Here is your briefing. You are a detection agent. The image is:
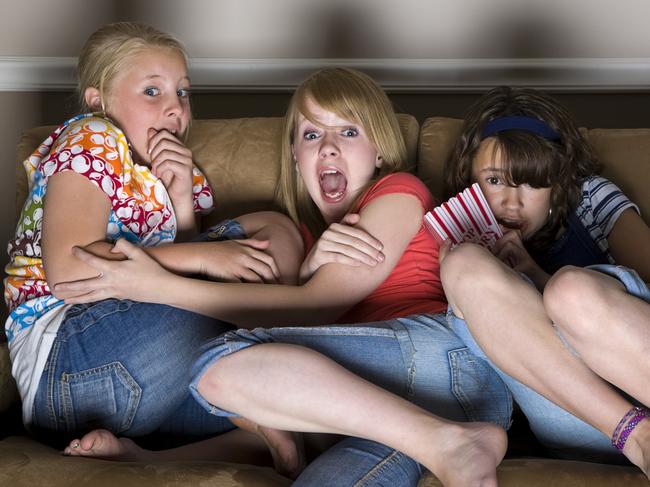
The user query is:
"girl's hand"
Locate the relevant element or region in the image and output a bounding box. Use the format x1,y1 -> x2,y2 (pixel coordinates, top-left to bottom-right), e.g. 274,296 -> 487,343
53,239 -> 172,304
199,239 -> 280,283
299,213 -> 385,284
148,128 -> 194,207
493,229 -> 550,289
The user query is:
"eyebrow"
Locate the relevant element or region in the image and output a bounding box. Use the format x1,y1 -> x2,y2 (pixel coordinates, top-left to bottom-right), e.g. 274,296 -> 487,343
479,167 -> 506,173
143,74 -> 191,84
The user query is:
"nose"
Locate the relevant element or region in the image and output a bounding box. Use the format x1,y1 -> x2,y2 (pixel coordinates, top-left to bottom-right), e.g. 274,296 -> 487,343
501,185 -> 524,210
165,93 -> 184,118
319,132 -> 339,159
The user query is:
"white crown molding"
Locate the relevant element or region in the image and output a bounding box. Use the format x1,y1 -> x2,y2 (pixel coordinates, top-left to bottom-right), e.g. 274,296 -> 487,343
1,56 -> 650,92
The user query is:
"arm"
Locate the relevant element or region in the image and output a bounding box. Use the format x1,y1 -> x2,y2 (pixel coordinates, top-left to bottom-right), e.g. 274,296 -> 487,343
607,208 -> 650,283
57,193 -> 424,327
43,171 -> 274,299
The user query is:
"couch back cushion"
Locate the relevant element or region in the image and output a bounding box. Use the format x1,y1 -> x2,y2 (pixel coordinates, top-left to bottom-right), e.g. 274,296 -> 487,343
418,117 -> 650,226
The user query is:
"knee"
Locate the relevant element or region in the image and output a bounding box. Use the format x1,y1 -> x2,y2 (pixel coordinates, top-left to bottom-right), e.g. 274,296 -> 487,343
544,266 -> 604,337
441,243 -> 507,292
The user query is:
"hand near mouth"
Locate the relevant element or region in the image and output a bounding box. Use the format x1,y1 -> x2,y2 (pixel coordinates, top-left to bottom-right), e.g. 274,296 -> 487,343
493,229 -> 549,290
147,128 -> 196,232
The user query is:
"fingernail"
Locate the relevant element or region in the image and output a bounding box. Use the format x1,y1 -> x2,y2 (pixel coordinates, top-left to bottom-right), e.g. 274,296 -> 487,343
378,253 -> 385,261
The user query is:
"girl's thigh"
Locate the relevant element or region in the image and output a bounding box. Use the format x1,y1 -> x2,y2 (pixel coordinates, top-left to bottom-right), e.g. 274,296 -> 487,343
33,299 -> 234,440
191,313 -> 512,428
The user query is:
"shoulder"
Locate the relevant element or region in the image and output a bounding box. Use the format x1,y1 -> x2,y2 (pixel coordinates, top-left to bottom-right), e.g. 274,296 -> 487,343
357,172 -> 434,211
52,114 -> 127,156
578,175 -> 639,234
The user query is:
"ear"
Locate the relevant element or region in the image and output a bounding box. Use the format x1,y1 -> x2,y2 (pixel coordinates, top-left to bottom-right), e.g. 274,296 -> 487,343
375,155 -> 383,169
84,87 -> 103,111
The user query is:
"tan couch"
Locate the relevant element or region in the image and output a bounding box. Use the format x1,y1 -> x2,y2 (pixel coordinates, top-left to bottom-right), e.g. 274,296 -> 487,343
2,114 -> 649,486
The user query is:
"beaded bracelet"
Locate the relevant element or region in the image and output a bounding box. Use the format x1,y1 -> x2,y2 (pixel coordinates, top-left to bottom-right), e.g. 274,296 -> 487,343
612,406 -> 650,451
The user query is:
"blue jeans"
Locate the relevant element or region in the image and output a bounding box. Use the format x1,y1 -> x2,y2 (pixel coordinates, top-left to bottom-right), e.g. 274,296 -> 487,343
32,299 -> 236,442
190,313 -> 513,486
32,220 -> 248,443
447,263 -> 650,464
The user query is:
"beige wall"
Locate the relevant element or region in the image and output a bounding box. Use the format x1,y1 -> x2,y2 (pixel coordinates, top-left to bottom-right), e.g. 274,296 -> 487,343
2,0 -> 650,58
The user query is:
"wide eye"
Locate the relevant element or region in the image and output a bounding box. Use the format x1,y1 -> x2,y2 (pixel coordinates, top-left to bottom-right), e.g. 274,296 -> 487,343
303,131 -> 319,141
486,176 -> 501,185
144,87 -> 160,97
177,88 -> 190,98
342,128 -> 358,137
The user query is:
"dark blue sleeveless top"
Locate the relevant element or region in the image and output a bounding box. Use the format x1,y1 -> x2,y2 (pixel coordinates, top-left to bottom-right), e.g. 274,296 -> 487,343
532,213 -> 609,275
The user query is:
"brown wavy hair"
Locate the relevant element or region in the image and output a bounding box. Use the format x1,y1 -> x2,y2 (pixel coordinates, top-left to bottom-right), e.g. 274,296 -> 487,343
275,67 -> 408,238
444,86 -> 600,252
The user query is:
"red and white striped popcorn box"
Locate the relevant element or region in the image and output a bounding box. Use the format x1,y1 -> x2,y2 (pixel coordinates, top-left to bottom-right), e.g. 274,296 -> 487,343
424,183 -> 503,250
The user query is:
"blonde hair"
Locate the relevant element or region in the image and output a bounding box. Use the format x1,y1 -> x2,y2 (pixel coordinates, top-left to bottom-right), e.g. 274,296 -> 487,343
275,67 -> 408,237
76,22 -> 188,113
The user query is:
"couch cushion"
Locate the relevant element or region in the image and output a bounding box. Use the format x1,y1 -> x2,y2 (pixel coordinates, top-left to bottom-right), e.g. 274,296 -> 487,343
15,114 -> 419,229
416,117 -> 464,201
588,128 -> 650,225
0,435 -> 291,487
0,435 -> 646,486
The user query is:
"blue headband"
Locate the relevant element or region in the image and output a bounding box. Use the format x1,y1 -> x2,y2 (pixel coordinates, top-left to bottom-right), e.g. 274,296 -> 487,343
481,116 -> 560,141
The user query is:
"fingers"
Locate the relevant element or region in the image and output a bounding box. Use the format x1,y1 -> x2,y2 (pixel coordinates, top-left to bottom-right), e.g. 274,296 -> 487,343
54,273 -> 104,297
327,222 -> 383,252
340,213 -> 361,225
70,246 -> 114,272
148,130 -> 191,162
112,238 -> 142,260
320,226 -> 384,264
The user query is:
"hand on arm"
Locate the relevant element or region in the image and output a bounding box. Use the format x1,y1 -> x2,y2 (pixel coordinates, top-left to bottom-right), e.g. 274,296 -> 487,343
42,171 -> 124,299
148,128 -> 197,239
298,213 -> 385,284
607,208 -> 650,282
235,211 -> 304,285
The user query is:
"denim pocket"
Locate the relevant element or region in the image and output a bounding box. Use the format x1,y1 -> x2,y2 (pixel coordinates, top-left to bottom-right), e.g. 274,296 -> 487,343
61,362 -> 141,434
448,347 -> 513,429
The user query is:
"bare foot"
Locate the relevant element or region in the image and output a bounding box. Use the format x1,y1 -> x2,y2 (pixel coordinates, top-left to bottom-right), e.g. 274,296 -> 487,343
425,421 -> 507,487
622,418 -> 650,479
231,417 -> 305,479
63,429 -> 152,462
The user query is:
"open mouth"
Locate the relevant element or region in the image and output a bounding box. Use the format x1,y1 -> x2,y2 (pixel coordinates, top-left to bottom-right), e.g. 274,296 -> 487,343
319,168 -> 348,202
497,218 -> 524,230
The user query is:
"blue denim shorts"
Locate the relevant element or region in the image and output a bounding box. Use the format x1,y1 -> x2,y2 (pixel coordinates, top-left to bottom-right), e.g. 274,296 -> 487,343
553,264 -> 650,353
587,264 -> 650,302
189,314 -> 514,429
194,219 -> 247,242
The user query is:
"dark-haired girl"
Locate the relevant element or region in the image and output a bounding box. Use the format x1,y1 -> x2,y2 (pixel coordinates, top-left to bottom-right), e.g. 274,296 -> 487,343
441,86 -> 650,477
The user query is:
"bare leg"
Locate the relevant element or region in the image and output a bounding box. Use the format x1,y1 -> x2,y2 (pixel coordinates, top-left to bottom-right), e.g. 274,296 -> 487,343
441,244 -> 649,476
545,266 -> 650,405
197,343 -> 508,487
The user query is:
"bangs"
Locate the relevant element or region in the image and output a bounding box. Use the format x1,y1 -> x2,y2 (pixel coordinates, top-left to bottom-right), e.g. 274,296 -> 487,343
296,89 -> 363,131
493,132 -> 562,188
